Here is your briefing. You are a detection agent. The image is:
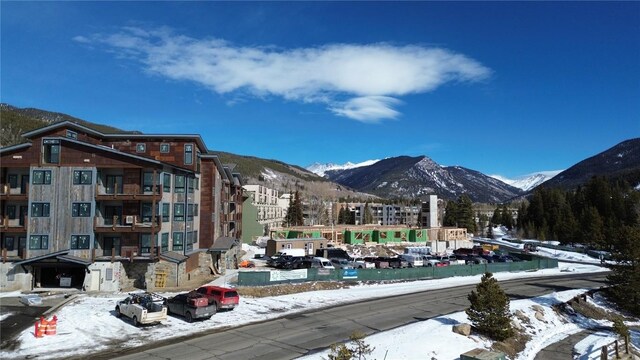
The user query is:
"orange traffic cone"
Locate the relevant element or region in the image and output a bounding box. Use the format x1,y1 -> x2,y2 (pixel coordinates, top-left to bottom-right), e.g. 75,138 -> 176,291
45,315 -> 57,336
37,317 -> 48,338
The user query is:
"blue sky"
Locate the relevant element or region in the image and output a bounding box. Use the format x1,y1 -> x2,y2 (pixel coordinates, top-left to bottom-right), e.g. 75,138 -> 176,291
2,2 -> 639,179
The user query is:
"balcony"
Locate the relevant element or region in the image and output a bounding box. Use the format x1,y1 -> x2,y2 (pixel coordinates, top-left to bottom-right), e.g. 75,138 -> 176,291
94,183 -> 160,201
1,215 -> 27,233
93,215 -> 160,233
0,184 -> 28,200
91,246 -> 161,262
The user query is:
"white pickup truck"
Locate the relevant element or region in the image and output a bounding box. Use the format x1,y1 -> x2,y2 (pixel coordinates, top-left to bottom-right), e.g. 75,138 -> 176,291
115,292 -> 168,326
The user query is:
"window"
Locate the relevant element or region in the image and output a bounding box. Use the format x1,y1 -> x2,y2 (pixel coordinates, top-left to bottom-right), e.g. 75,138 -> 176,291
187,204 -> 194,221
43,139 -> 60,164
186,231 -> 194,251
161,233 -> 169,252
160,143 -> 170,153
193,231 -> 198,244
184,144 -> 193,165
31,203 -> 50,217
32,170 -> 52,185
73,170 -> 92,185
140,234 -> 155,254
141,203 -> 153,222
174,175 -> 185,193
194,204 -> 199,214
8,174 -> 18,188
162,203 -> 170,222
3,236 -> 15,251
71,235 -> 90,249
136,143 -> 146,153
103,237 -> 120,257
173,232 -> 184,251
188,177 -> 195,193
72,203 -> 91,217
6,205 -> 16,219
174,203 -> 184,221
142,172 -> 156,192
29,235 -> 49,250
163,174 -> 171,193
66,130 -> 78,139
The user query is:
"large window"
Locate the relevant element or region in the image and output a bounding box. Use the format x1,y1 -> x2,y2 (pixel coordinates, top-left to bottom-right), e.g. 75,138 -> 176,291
6,205 -> 16,219
31,203 -> 50,217
174,203 -> 184,221
73,170 -> 92,185
184,144 -> 193,165
103,237 -> 120,257
186,231 -> 194,251
141,203 -> 153,222
43,139 -> 60,164
72,203 -> 91,217
32,170 -> 52,185
163,173 -> 171,193
188,177 -> 195,193
71,235 -> 90,249
29,235 -> 49,250
174,175 -> 185,193
172,232 -> 184,251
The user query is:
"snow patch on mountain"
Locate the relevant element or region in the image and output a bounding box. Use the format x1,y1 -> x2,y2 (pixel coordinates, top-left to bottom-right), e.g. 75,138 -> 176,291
491,170 -> 563,191
306,159 -> 380,176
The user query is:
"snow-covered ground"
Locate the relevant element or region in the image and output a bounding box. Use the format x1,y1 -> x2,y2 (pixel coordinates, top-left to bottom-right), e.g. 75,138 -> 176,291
0,260 -> 612,360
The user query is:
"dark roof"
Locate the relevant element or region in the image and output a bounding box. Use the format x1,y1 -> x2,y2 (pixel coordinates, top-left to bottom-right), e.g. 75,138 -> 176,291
0,142 -> 32,154
20,120 -> 209,153
159,251 -> 189,264
209,237 -> 238,252
13,250 -> 91,266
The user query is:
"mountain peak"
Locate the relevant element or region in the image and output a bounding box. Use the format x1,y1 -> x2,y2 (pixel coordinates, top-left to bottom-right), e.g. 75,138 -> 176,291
306,159 -> 381,176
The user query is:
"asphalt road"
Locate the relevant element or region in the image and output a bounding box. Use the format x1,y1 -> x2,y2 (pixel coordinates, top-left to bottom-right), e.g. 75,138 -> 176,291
84,272 -> 609,360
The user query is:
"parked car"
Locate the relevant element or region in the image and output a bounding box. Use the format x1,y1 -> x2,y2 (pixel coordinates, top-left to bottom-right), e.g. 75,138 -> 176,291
165,292 -> 217,322
466,256 -> 488,265
350,257 -> 375,269
313,257 -> 336,269
196,286 -> 240,311
115,292 -> 167,327
422,255 -> 441,267
398,254 -> 424,267
330,258 -> 354,269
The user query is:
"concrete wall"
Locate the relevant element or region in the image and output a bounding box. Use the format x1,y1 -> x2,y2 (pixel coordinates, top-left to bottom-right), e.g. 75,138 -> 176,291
0,262 -> 32,292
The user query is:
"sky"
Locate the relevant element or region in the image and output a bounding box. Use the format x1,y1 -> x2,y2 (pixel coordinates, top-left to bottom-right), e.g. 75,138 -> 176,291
2,2 -> 639,178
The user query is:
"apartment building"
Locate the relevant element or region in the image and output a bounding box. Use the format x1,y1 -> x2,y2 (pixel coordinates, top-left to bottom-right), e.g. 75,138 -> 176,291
0,121 -> 242,291
241,184 -> 285,243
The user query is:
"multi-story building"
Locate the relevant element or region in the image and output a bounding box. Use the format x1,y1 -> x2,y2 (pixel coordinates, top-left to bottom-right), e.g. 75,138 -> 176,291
241,184 -> 285,243
0,121 -> 243,291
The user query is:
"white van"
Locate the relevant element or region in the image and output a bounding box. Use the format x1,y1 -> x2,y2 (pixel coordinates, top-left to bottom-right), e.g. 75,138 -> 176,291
399,254 -> 424,267
313,257 -> 335,269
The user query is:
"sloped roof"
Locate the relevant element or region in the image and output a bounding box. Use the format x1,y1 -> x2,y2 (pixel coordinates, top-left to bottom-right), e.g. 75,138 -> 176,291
159,251 -> 189,264
209,237 -> 238,252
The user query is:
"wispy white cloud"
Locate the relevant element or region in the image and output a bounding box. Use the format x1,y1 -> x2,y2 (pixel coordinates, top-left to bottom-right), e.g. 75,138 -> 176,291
75,27 -> 491,122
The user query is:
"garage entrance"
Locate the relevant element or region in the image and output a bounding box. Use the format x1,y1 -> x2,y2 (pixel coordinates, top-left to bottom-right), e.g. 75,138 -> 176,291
14,250 -> 92,290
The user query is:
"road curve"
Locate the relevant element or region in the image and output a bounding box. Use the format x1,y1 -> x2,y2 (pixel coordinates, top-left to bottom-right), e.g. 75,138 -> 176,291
89,272 -> 608,360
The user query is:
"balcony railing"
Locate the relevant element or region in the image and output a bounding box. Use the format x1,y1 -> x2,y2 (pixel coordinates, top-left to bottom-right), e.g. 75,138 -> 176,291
0,184 -> 28,198
1,215 -> 28,232
94,215 -> 160,232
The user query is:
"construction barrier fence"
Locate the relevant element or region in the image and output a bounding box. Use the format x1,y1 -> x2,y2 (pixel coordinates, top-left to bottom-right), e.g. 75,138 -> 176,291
237,257 -> 559,286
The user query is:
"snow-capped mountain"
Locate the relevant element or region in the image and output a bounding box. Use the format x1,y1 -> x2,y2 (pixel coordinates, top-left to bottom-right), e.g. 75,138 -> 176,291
325,156 -> 524,203
490,171 -> 563,192
306,159 -> 380,177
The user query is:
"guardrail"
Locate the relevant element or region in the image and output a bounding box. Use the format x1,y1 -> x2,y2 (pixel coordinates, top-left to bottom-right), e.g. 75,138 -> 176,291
600,338 -> 630,359
237,257 -> 559,286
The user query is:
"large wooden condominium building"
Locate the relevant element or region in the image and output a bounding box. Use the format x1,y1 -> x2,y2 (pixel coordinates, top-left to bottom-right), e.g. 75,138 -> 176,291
0,121 -> 243,292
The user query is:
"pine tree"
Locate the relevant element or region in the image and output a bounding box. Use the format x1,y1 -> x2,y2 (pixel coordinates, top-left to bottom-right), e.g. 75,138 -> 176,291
607,225 -> 640,316
363,202 -> 374,225
443,201 -> 458,227
293,190 -> 304,226
466,272 -> 514,341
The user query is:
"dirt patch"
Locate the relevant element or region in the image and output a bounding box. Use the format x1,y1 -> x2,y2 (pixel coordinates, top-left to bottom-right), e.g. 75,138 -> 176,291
557,294 -> 618,322
237,281 -> 351,298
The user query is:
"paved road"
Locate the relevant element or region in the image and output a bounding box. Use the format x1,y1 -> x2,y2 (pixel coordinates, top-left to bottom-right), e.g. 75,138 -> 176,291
82,272 -> 609,360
